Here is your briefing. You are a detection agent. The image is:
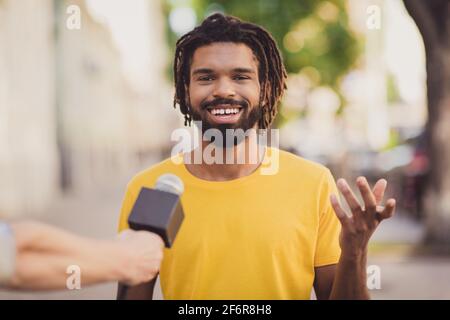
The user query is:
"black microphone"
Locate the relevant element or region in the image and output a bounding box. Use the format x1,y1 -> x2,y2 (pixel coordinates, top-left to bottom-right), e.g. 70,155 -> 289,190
127,173 -> 185,248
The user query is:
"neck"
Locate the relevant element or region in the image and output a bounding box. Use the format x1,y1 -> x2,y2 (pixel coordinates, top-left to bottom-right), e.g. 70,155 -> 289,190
184,133 -> 266,182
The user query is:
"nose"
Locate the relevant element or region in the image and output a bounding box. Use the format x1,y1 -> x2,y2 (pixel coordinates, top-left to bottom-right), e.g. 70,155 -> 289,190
212,78 -> 235,99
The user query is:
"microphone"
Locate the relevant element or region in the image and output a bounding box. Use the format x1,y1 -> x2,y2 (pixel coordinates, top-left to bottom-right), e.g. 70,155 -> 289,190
127,174 -> 185,248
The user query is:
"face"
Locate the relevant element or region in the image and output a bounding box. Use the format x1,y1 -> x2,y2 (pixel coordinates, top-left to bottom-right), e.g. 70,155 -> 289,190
188,42 -> 262,144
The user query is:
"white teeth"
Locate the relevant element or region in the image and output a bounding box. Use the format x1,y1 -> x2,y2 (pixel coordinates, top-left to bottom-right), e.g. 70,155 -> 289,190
210,108 -> 240,115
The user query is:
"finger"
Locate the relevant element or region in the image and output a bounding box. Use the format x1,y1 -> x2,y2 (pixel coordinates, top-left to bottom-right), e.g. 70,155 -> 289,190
356,176 -> 377,215
330,194 -> 352,229
372,179 -> 387,205
376,198 -> 396,221
337,178 -> 363,218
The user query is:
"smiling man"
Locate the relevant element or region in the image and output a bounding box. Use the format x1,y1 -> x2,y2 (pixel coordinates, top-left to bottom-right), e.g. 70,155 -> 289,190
117,13 -> 396,300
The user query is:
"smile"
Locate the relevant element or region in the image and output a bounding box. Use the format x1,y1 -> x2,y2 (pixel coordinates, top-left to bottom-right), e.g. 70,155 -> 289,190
206,105 -> 243,123
209,108 -> 241,115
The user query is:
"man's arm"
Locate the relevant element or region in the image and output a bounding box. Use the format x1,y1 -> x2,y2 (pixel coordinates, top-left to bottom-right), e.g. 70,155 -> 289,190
329,251 -> 369,299
314,258 -> 369,300
313,177 -> 395,300
314,257 -> 369,300
4,221 -> 163,290
313,264 -> 336,300
327,177 -> 396,300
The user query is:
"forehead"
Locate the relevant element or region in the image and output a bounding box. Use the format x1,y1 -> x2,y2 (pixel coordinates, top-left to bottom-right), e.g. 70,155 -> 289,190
190,42 -> 258,74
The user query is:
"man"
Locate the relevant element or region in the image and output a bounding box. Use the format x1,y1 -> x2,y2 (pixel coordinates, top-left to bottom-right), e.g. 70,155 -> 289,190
0,220 -> 163,290
118,13 -> 396,300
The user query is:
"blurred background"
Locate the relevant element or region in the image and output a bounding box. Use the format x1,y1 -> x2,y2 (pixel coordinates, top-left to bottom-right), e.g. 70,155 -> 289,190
0,0 -> 449,299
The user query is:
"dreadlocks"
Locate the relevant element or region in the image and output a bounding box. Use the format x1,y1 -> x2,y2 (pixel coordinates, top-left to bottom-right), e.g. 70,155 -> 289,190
173,13 -> 287,129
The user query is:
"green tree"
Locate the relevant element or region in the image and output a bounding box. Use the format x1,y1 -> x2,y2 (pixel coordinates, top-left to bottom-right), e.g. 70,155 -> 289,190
404,0 -> 450,245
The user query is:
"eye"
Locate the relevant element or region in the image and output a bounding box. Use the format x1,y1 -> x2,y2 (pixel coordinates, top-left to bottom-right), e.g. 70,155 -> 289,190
198,75 -> 214,81
233,75 -> 250,81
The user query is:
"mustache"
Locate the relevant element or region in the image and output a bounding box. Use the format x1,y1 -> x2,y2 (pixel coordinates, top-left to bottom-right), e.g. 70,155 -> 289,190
200,98 -> 249,110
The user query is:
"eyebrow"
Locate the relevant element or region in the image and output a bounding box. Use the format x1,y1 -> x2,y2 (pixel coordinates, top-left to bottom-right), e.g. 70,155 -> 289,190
191,67 -> 256,76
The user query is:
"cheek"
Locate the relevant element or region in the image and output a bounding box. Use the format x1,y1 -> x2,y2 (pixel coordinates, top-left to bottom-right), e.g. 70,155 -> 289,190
189,83 -> 210,106
239,82 -> 261,106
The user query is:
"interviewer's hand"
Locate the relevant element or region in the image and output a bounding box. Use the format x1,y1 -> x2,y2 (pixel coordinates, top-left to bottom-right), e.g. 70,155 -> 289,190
116,230 -> 164,286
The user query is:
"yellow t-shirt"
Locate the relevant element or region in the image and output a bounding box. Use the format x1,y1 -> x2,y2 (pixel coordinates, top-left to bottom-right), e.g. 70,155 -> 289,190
118,147 -> 341,299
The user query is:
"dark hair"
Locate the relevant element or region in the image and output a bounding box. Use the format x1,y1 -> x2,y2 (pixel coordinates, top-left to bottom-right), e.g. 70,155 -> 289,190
173,13 -> 287,128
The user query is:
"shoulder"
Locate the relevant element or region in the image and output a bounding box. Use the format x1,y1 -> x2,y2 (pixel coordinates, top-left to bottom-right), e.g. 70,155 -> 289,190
276,148 -> 331,181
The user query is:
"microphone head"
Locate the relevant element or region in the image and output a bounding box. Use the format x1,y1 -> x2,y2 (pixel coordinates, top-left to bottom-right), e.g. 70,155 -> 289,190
155,174 -> 184,196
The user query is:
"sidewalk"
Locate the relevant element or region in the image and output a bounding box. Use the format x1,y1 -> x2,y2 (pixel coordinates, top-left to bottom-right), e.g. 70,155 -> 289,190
369,213 -> 450,299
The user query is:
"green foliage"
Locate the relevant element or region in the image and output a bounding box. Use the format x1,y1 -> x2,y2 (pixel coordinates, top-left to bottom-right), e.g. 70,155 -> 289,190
165,0 -> 359,86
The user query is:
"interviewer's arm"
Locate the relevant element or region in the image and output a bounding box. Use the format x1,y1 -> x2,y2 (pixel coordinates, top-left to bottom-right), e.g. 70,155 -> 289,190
4,221 -> 163,290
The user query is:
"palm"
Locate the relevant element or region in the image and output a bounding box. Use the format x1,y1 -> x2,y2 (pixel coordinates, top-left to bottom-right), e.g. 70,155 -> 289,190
331,177 -> 396,255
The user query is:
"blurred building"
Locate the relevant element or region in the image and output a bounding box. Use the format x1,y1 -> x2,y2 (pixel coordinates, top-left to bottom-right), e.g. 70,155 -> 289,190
0,0 -> 177,217
0,0 -> 58,217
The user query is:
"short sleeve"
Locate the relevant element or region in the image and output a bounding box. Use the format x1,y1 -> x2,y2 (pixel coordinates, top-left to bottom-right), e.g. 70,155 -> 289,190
314,169 -> 342,267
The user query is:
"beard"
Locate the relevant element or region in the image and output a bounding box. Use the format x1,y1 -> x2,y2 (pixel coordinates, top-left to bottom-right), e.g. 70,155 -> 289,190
190,98 -> 262,148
